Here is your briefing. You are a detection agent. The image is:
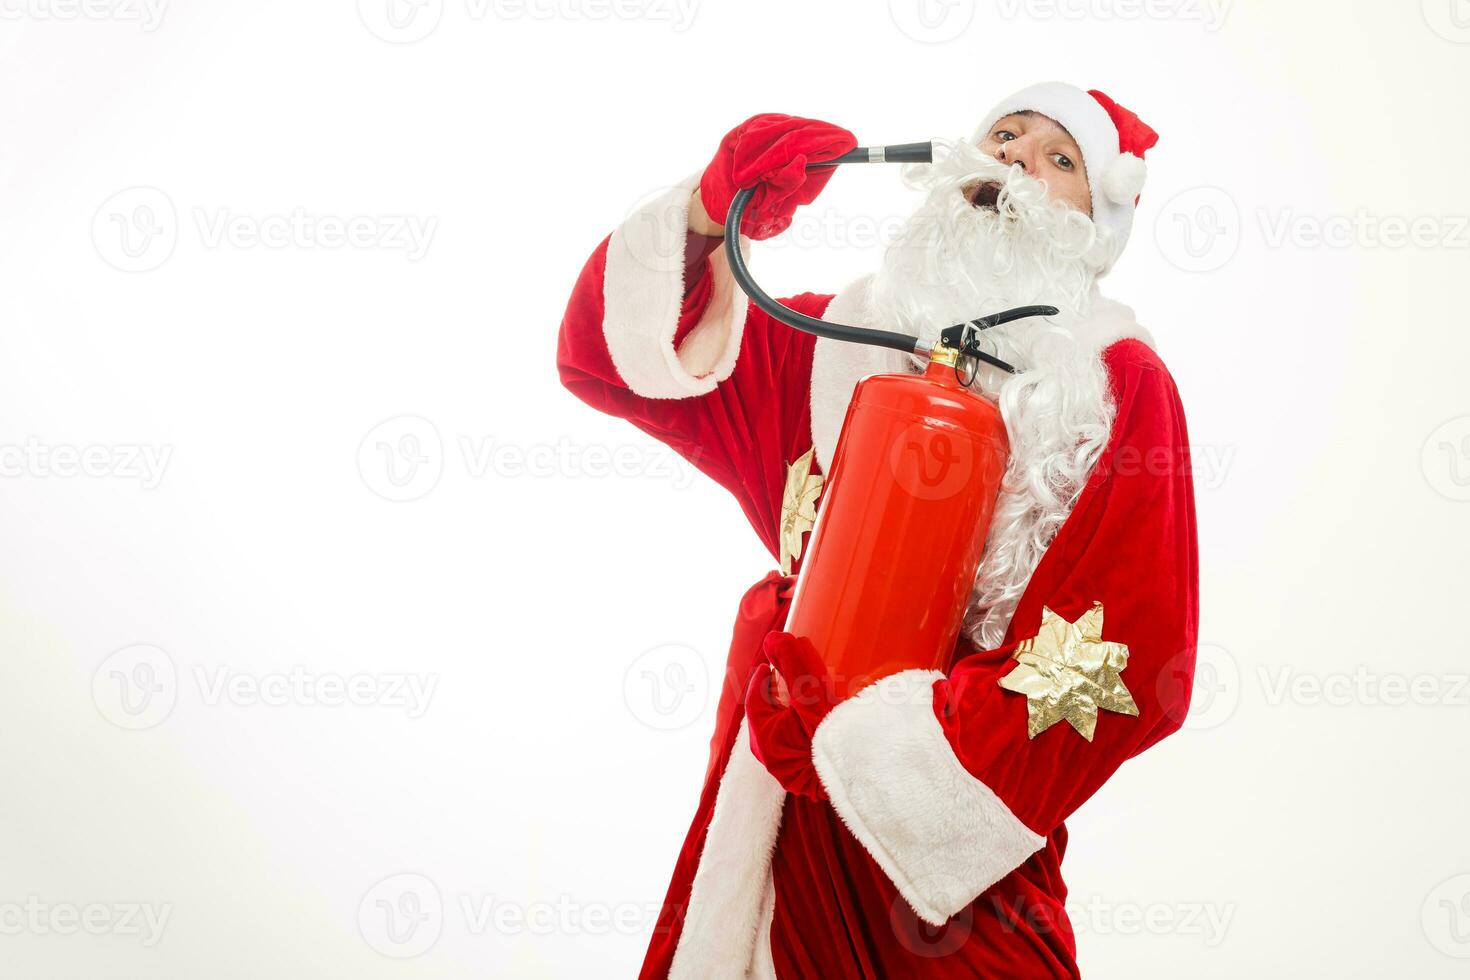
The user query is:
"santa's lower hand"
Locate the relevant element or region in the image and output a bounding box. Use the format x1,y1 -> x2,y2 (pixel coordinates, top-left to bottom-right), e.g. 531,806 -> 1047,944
699,114 -> 857,241
744,631 -> 840,800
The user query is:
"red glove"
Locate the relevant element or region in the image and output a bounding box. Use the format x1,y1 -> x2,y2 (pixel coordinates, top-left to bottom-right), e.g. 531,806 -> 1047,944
744,630 -> 840,800
700,113 -> 857,241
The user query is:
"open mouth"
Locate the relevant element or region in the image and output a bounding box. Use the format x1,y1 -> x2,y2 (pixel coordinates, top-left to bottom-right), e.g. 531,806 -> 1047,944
965,180 -> 1002,212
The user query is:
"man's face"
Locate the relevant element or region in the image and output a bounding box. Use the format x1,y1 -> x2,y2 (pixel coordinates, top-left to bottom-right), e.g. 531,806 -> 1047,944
973,111 -> 1091,216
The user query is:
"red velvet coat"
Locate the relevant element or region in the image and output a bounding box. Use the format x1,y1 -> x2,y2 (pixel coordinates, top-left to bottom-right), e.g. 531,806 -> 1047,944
557,177 -> 1198,979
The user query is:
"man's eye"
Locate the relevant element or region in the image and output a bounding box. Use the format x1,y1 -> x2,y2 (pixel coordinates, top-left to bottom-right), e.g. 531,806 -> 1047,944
995,130 -> 1016,142
1052,153 -> 1074,170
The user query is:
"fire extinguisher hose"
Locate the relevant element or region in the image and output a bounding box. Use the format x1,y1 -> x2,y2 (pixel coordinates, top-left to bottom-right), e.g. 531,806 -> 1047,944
722,141 -> 1058,371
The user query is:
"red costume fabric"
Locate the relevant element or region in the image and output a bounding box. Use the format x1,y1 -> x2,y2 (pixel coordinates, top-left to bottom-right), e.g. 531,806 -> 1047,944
557,172 -> 1197,978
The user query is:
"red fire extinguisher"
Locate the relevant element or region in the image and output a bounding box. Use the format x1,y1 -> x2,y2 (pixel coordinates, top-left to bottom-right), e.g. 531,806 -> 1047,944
724,143 -> 1057,698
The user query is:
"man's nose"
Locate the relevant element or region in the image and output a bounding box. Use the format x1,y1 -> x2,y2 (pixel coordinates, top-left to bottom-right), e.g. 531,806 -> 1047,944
994,136 -> 1036,175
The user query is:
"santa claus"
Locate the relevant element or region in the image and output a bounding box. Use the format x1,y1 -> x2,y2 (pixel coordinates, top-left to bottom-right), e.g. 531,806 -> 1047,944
558,81 -> 1198,978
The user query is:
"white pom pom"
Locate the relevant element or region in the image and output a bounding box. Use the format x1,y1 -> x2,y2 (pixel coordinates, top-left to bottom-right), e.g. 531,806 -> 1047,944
1100,154 -> 1147,205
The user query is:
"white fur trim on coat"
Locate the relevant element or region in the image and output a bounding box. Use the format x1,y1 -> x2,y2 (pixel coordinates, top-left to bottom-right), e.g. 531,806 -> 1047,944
808,278 -> 1155,475
810,669 -> 1047,926
668,719 -> 786,980
602,172 -> 751,399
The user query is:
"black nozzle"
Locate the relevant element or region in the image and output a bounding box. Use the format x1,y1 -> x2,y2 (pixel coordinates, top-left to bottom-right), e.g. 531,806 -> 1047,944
811,141 -> 934,168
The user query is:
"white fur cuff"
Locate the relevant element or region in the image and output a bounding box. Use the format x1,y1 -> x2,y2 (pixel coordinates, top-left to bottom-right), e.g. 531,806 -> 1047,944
811,670 -> 1046,926
601,173 -> 750,399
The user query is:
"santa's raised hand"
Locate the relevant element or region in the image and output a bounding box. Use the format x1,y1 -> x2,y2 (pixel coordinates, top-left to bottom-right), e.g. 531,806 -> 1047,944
696,113 -> 856,241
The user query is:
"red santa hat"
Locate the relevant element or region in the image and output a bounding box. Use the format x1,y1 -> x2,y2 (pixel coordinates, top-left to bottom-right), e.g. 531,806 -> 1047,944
971,82 -> 1158,272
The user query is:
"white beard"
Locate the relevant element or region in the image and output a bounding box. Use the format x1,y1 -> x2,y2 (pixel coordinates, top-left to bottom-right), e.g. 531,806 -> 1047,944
867,140 -> 1118,651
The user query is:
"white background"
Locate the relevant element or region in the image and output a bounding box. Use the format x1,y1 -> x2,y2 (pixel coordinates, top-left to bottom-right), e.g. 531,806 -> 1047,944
2,1 -> 1469,977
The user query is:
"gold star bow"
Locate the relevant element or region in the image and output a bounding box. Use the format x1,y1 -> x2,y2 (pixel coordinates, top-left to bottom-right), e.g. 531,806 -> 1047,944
998,602 -> 1139,741
778,447 -> 823,575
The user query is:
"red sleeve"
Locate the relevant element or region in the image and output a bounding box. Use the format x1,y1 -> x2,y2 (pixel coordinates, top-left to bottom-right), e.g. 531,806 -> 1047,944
810,339 -> 1199,925
555,178 -> 830,559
